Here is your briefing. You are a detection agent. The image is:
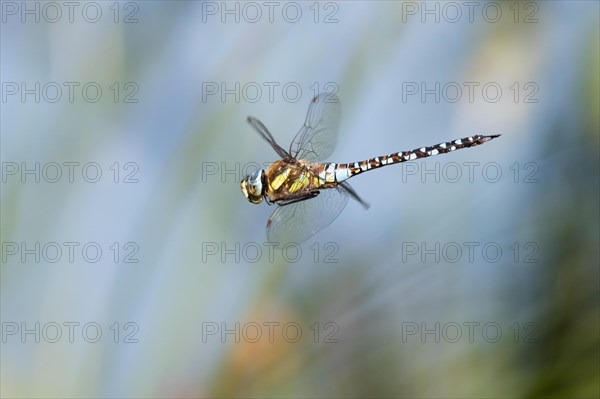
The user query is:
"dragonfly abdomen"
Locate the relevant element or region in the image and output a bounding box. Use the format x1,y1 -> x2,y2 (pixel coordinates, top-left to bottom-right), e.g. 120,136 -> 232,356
322,134 -> 500,184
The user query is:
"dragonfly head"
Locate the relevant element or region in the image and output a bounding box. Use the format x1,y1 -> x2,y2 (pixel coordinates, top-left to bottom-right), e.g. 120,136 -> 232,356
241,169 -> 266,204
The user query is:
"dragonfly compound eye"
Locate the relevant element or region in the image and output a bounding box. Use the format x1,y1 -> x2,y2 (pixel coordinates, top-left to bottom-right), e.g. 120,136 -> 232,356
240,169 -> 264,204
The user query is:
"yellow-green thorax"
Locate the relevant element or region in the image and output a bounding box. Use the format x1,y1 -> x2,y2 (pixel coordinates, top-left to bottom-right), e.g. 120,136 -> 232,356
265,160 -> 322,202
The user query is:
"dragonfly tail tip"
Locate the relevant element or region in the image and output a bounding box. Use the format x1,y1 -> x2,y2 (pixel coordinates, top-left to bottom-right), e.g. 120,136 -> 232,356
480,134 -> 501,143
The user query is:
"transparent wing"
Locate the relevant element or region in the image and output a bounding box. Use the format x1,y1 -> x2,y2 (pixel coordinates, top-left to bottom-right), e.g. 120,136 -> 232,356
289,92 -> 341,162
247,116 -> 292,160
266,187 -> 348,244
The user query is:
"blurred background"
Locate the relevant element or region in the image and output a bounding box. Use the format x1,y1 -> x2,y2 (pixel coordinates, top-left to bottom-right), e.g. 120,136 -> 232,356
1,1 -> 598,398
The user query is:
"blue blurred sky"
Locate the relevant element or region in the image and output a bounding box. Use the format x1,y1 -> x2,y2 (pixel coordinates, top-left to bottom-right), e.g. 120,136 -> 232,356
1,1 -> 598,397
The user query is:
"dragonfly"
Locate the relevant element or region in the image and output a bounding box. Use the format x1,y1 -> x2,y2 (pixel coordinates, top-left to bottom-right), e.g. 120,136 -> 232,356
241,93 -> 500,243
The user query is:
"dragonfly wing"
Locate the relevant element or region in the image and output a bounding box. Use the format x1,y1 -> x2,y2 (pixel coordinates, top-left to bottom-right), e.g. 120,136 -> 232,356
289,92 -> 341,162
247,116 -> 292,160
266,186 -> 349,244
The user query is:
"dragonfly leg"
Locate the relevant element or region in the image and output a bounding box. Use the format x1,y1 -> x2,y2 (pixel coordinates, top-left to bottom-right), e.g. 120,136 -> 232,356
339,182 -> 370,209
275,191 -> 320,206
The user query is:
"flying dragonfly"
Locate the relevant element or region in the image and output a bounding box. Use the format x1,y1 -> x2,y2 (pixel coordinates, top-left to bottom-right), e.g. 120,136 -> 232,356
241,93 -> 500,243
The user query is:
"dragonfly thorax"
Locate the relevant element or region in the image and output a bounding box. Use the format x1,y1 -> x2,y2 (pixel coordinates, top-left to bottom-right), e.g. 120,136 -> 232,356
240,169 -> 266,204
